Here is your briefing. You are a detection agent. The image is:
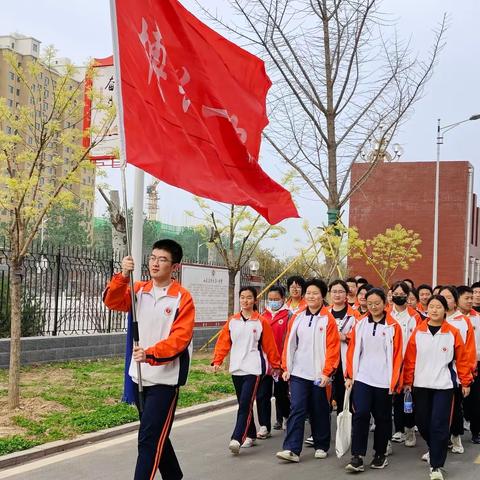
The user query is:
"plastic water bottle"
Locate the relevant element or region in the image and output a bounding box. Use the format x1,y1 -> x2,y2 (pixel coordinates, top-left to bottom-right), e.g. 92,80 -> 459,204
313,378 -> 322,387
404,390 -> 413,414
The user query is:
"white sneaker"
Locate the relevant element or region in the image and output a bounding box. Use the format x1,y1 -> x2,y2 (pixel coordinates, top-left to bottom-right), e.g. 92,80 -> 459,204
304,436 -> 314,446
276,450 -> 300,463
385,440 -> 393,456
464,420 -> 470,431
241,437 -> 256,448
256,426 -> 271,439
282,418 -> 288,430
314,449 -> 328,459
429,467 -> 444,480
405,427 -> 416,447
370,422 -> 376,432
229,439 -> 241,454
421,451 -> 430,463
392,431 -> 406,443
451,435 -> 464,454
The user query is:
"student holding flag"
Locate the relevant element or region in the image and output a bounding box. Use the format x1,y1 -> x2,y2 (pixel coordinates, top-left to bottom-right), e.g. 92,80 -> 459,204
104,239 -> 195,480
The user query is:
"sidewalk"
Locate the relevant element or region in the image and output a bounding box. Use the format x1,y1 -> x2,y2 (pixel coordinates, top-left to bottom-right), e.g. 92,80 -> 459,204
0,396 -> 237,469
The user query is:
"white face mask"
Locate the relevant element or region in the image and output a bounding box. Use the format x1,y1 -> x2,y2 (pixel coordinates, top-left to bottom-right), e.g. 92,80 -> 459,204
268,300 -> 283,311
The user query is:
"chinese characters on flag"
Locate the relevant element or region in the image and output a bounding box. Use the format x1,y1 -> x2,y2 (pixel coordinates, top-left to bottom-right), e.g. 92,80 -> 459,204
113,0 -> 298,224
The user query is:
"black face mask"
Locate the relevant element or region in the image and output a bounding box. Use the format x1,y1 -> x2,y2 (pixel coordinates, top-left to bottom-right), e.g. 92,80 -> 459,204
392,296 -> 407,306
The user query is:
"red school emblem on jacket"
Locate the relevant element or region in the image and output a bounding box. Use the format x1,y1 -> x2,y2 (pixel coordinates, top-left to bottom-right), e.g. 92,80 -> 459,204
165,307 -> 172,316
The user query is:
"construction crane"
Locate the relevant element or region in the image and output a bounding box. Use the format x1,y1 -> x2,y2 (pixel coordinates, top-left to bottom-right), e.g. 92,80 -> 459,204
146,179 -> 160,221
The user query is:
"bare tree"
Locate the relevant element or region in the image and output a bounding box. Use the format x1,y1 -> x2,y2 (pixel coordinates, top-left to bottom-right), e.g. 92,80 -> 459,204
188,198 -> 285,314
199,0 -> 446,225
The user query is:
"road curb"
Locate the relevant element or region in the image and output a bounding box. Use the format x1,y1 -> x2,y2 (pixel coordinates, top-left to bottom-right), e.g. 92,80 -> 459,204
0,396 -> 237,469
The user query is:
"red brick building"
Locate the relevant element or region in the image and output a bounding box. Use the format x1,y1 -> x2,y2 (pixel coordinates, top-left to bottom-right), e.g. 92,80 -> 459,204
348,161 -> 480,286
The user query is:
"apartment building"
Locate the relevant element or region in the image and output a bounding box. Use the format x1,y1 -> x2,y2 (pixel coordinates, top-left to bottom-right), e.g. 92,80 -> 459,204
0,33 -> 95,239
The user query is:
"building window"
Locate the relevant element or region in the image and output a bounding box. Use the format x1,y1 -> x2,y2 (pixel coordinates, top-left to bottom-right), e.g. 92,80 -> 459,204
27,137 -> 33,145
32,84 -> 36,92
44,77 -> 49,86
16,89 -> 20,96
43,102 -> 48,111
30,97 -> 34,105
33,43 -> 38,52
6,126 -> 12,134
7,99 -> 13,107
9,72 -> 14,81
44,90 -> 49,99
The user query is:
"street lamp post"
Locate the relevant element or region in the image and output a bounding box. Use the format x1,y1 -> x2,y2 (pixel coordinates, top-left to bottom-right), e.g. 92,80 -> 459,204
432,114 -> 480,286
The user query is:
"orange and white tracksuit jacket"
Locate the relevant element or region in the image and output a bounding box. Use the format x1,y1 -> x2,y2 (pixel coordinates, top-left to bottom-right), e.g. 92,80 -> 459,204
403,320 -> 473,389
212,311 -> 281,376
282,306 -> 340,380
327,304 -> 359,369
389,305 -> 422,354
285,297 -> 307,315
468,309 -> 480,363
345,312 -> 403,394
446,310 -> 477,374
103,273 -> 195,386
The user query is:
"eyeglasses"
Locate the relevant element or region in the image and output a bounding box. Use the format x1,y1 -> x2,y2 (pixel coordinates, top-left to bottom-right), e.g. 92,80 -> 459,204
148,255 -> 172,264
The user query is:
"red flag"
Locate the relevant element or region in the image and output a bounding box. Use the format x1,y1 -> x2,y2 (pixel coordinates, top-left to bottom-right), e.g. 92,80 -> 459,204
113,0 -> 298,224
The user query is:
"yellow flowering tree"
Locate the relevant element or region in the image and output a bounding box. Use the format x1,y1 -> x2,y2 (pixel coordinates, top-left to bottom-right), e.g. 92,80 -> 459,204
0,47 -> 115,408
351,224 -> 422,289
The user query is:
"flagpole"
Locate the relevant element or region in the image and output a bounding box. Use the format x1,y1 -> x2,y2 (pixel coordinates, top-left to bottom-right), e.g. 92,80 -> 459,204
109,0 -> 144,412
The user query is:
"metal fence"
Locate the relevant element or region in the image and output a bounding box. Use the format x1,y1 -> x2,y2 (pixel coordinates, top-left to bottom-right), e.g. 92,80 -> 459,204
0,239 -> 267,338
0,242 -> 129,337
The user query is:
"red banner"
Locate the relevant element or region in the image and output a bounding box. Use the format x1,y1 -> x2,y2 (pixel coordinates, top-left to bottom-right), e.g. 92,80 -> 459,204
113,0 -> 298,224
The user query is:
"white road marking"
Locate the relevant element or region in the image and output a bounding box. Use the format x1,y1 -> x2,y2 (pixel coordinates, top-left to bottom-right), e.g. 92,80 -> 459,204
0,406 -> 237,478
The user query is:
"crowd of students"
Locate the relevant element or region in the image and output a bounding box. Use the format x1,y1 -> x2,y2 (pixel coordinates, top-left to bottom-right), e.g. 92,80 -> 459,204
212,275 -> 480,480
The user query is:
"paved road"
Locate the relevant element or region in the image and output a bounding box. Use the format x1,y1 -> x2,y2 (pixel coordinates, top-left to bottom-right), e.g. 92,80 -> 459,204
1,405 -> 479,479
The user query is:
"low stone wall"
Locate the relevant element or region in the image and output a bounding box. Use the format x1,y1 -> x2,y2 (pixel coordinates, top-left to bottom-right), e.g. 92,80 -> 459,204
0,327 -> 219,368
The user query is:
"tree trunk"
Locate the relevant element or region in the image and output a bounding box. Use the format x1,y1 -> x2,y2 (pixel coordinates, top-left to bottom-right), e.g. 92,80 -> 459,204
8,256 -> 23,409
228,269 -> 237,316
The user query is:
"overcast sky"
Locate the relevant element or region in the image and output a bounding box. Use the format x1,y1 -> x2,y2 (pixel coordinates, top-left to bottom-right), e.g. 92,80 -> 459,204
1,0 -> 479,256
